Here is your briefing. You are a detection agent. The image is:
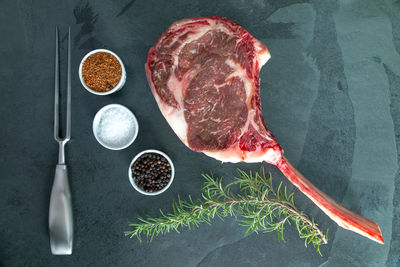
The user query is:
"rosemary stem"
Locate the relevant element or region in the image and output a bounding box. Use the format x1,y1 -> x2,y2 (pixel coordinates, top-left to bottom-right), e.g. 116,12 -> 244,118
131,198 -> 327,244
126,168 -> 328,254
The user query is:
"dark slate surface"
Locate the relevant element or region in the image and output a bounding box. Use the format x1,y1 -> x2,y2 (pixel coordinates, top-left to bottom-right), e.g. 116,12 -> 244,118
0,0 -> 399,266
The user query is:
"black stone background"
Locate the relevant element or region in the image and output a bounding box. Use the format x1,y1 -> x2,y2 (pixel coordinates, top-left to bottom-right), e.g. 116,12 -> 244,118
1,0 -> 399,266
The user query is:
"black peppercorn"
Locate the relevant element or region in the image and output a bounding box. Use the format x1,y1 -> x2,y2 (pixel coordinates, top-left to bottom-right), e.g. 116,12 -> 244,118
132,152 -> 172,193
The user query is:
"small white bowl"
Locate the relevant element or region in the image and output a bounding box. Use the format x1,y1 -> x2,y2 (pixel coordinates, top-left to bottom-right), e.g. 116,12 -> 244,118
128,149 -> 175,196
92,104 -> 138,150
79,49 -> 127,95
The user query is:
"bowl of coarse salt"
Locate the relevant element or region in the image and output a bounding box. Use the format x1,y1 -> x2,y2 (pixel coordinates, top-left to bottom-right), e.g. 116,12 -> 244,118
92,104 -> 139,150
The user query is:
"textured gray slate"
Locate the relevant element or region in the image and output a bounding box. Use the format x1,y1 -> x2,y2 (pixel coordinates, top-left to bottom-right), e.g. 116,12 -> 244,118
0,0 -> 399,266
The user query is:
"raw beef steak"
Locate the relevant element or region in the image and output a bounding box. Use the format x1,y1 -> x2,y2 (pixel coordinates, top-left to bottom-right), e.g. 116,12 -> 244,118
145,16 -> 383,244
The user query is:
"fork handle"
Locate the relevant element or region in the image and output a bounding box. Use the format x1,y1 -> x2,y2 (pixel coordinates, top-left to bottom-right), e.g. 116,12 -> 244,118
49,164 -> 73,255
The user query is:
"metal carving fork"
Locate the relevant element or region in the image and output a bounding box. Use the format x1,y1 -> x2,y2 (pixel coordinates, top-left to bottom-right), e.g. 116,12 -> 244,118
49,26 -> 73,255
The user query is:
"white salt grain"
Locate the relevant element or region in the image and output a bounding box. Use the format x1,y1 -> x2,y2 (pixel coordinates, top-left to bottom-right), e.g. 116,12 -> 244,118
96,106 -> 136,148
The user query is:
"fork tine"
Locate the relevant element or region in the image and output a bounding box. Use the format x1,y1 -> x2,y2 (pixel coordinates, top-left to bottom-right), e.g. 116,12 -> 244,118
54,26 -> 60,141
65,26 -> 71,140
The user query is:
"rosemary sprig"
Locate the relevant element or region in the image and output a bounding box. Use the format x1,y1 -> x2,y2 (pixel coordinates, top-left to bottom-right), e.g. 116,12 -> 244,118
125,167 -> 328,254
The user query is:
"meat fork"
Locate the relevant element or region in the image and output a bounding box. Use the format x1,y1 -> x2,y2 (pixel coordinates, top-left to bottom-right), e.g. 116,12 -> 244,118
49,26 -> 73,255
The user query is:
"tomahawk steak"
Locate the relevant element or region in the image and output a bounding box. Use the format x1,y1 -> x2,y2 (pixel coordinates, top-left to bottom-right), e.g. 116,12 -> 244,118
145,16 -> 383,244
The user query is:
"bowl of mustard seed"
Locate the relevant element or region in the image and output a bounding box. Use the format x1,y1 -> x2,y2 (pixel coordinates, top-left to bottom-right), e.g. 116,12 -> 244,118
129,150 -> 175,196
79,49 -> 126,95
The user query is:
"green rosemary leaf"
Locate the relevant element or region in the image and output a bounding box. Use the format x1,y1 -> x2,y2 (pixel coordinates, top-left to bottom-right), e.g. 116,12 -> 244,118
126,167 -> 328,254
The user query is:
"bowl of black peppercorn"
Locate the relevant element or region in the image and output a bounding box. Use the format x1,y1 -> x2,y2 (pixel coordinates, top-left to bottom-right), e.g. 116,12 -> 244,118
129,149 -> 175,195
